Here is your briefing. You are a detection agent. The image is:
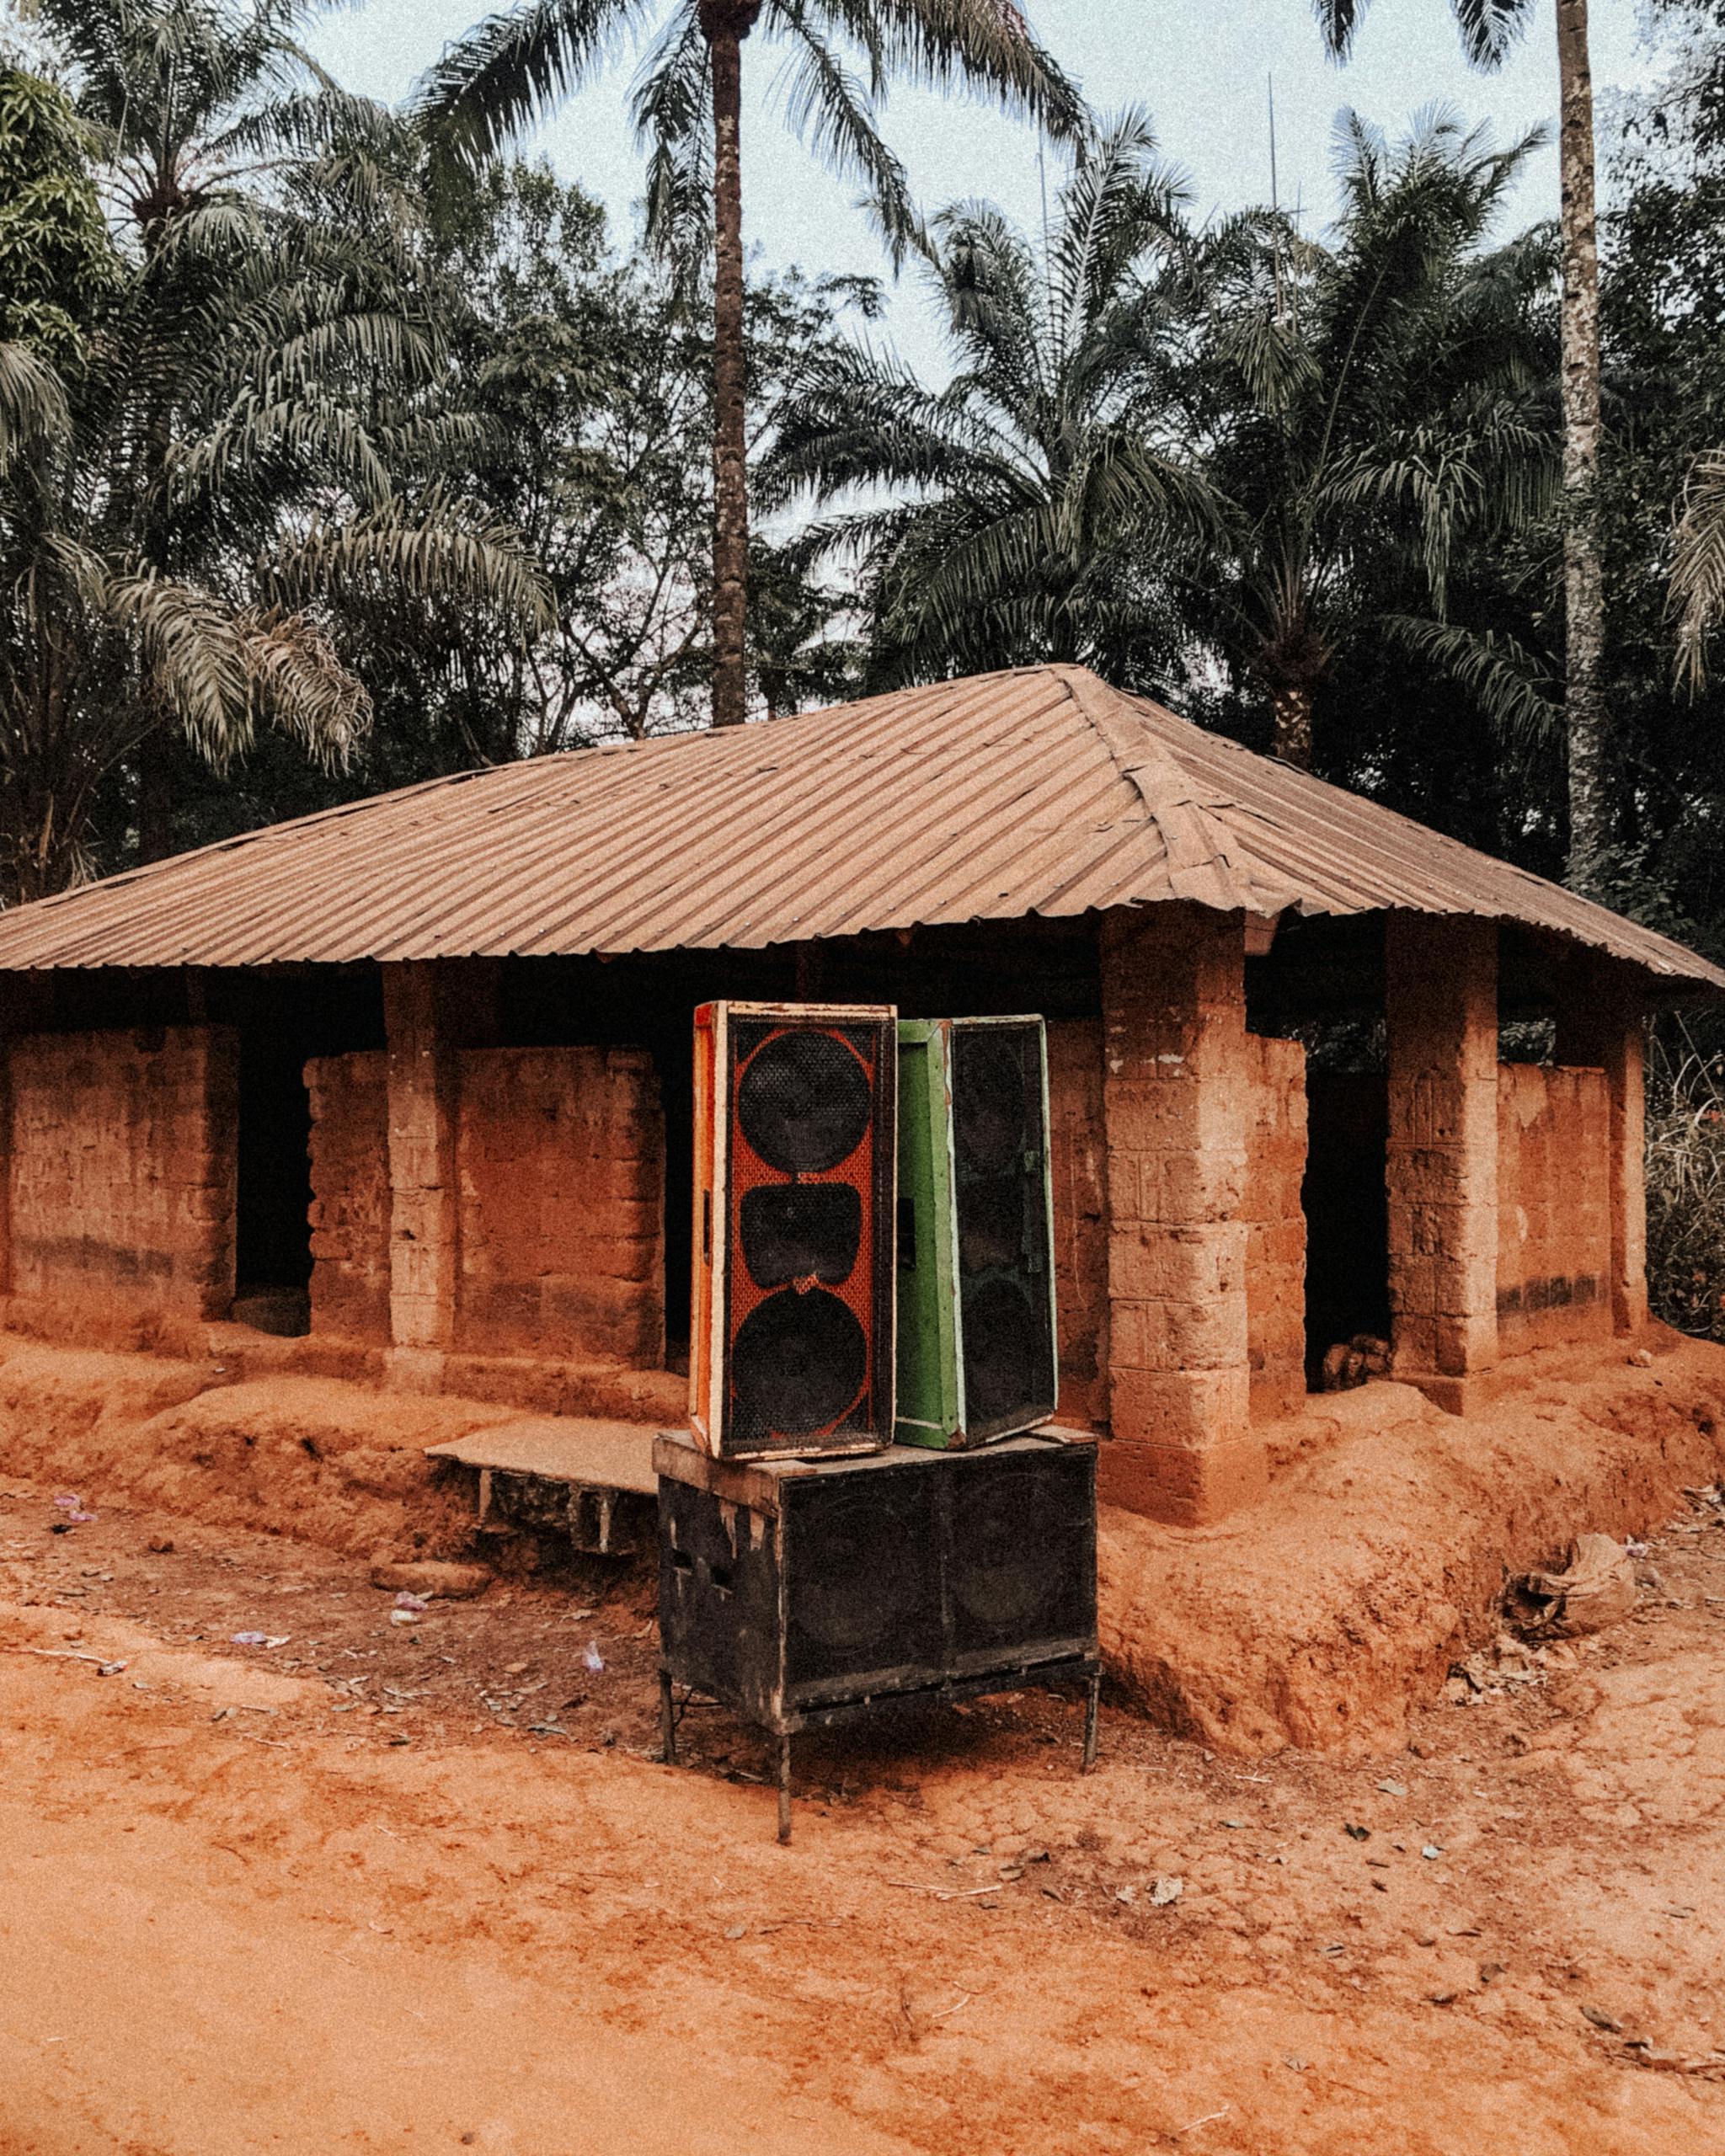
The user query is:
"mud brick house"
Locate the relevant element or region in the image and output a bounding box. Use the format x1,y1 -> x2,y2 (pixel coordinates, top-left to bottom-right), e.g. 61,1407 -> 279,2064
0,664 -> 1716,1529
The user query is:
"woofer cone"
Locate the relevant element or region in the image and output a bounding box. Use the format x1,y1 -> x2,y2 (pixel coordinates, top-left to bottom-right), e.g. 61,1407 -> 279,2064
961,1273 -> 1039,1422
731,1286 -> 868,1436
737,1030 -> 871,1174
953,1035 -> 1026,1176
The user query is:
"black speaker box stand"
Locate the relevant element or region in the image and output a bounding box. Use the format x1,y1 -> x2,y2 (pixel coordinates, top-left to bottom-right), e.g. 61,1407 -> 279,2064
654,1428 -> 1100,1840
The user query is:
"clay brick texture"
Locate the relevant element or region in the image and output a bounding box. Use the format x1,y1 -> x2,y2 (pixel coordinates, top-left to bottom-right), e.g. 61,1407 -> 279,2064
1386,916 -> 1498,1382
306,1051 -> 390,1341
1046,1019 -> 1109,1430
1497,1063 -> 1612,1353
9,1027 -> 237,1320
1244,1034 -> 1309,1419
453,1046 -> 665,1366
1098,906 -> 1265,1524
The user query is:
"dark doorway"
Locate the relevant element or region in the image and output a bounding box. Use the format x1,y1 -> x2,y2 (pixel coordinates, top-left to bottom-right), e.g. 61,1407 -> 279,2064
234,1027 -> 314,1333
1302,1070 -> 1391,1381
659,1027 -> 694,1374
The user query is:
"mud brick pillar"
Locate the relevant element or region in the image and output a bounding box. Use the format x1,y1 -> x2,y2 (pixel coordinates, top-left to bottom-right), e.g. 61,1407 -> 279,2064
1385,915 -> 1498,1412
1554,952 -> 1648,1336
1097,905 -> 1263,1527
382,960 -> 499,1390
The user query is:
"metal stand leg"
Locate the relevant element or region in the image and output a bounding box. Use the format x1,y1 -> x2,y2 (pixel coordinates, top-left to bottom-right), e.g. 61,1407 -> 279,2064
777,1733 -> 793,1844
660,1668 -> 677,1765
1082,1670 -> 1100,1774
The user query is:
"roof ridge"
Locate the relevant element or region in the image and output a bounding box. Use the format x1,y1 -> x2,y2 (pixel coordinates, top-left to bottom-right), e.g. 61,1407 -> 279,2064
1049,666 -> 1300,915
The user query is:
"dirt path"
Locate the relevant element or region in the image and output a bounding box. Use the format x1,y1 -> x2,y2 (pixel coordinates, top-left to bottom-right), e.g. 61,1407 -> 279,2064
3,1478 -> 1724,2155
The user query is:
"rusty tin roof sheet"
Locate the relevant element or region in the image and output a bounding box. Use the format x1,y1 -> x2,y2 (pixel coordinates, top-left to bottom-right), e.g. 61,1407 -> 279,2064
0,664 -> 1717,988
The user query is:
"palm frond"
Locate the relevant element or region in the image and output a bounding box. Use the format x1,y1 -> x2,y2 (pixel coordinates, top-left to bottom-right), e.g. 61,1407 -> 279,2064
1382,612 -> 1557,744
411,0 -> 653,167
0,340 -> 71,470
1672,447 -> 1725,690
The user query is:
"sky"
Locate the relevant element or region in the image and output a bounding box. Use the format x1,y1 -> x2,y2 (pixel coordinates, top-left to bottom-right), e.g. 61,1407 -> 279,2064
311,0 -> 1662,373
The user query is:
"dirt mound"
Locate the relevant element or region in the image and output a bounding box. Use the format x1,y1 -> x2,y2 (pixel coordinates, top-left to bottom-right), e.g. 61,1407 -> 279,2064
0,1335 -> 526,1558
1102,1332 -> 1725,1754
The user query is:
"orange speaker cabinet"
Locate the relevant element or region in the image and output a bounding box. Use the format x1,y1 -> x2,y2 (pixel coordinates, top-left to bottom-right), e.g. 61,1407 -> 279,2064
691,1001 -> 896,1458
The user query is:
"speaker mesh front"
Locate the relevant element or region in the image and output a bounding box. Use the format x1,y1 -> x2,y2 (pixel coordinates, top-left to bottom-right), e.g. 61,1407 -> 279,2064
738,1028 -> 871,1174
740,1182 -> 861,1288
951,1022 -> 1055,1441
959,1275 -> 1039,1422
785,1470 -> 942,1689
730,1286 -> 868,1440
719,1013 -> 893,1453
949,1450 -> 1094,1657
953,1036 -> 1027,1177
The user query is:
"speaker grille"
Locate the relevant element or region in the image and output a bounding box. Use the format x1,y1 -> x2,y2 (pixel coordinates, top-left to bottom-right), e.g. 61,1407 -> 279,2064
948,1449 -> 1094,1659
738,1027 -> 872,1173
740,1182 -> 861,1288
717,1011 -> 895,1454
730,1287 -> 868,1441
785,1470 -> 942,1688
952,1022 -> 1056,1442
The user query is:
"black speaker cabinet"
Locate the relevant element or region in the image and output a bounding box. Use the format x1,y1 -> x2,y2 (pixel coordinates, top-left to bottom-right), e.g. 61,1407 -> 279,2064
691,1001 -> 897,1460
655,1428 -> 1099,1837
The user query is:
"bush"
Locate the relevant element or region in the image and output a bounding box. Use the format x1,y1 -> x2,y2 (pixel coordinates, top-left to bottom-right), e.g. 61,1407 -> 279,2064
1645,1033 -> 1725,1341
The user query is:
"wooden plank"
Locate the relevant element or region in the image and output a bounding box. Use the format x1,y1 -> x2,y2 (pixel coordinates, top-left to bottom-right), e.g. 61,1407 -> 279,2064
427,1417 -> 658,1497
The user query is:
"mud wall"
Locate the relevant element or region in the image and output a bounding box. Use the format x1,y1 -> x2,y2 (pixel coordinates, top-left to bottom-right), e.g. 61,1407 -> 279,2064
9,1027 -> 238,1322
1244,1034 -> 1308,1421
454,1045 -> 665,1366
1047,1019 -> 1109,1430
306,1051 -> 390,1341
1497,1062 -> 1613,1353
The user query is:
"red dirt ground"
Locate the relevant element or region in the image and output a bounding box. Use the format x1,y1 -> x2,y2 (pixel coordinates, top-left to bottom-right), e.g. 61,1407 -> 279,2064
5,1450 -> 1725,2154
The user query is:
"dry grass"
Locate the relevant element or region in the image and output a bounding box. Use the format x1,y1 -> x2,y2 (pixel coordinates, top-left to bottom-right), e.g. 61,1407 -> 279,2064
1646,1031 -> 1725,1342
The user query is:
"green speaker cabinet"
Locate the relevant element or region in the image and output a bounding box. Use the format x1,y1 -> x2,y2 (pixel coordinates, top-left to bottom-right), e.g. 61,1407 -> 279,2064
895,1016 -> 1059,1448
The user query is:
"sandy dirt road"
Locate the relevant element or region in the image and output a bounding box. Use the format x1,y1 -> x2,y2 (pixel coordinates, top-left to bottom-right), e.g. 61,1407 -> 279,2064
3,1477 -> 1724,2156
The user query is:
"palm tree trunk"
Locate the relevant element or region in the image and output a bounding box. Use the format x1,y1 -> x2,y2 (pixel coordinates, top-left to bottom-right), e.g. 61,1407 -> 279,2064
702,1 -> 761,730
1271,682 -> 1314,769
1557,0 -> 1608,896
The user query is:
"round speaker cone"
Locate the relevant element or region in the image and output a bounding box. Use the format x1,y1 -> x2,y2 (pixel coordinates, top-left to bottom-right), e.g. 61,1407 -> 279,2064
952,1468 -> 1061,1632
961,1274 -> 1039,1422
794,1490 -> 914,1652
731,1286 -> 867,1436
737,1030 -> 871,1174
953,1037 -> 1026,1176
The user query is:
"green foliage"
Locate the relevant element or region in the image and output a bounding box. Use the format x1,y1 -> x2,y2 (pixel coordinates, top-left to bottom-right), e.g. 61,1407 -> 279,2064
412,0 -> 1086,269
0,69 -> 120,367
0,5 -> 550,895
767,111 -> 1207,688
1646,1031 -> 1725,1342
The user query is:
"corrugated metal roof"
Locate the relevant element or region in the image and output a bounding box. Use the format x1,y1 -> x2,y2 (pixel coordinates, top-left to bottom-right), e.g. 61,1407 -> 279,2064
0,664 -> 1717,989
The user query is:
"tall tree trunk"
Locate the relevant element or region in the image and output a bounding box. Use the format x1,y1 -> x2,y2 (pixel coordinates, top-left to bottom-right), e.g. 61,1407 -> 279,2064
1557,0 -> 1608,896
702,2 -> 760,730
1270,681 -> 1314,769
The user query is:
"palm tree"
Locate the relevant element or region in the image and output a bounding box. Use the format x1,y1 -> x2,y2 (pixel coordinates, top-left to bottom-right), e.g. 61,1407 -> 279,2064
0,3 -> 548,896
766,112 -> 1210,686
414,0 -> 1085,727
1173,109 -> 1556,769
1311,0 -> 1607,889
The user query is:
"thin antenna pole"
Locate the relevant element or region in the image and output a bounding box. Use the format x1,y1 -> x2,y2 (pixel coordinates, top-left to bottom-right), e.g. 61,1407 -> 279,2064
1268,73 -> 1284,324
1037,125 -> 1055,357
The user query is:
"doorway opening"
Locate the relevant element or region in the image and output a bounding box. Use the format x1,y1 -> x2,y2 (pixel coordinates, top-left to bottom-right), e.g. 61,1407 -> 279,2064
1302,1068 -> 1391,1384
234,1028 -> 313,1335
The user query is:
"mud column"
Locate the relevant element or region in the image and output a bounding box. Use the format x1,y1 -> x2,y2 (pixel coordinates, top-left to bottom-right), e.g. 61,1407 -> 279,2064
382,962 -> 499,1390
1098,905 -> 1263,1526
1555,953 -> 1648,1337
1385,915 -> 1499,1412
